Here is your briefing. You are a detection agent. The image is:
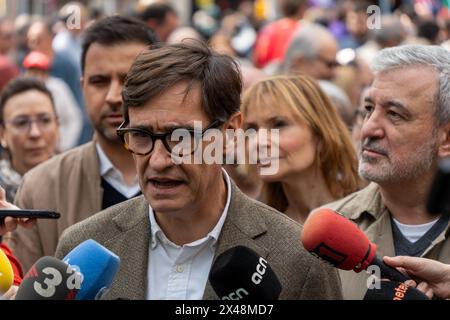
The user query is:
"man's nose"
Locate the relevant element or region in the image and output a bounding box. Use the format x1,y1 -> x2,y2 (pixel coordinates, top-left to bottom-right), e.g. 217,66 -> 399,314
148,140 -> 174,171
360,109 -> 385,142
328,66 -> 337,80
105,80 -> 122,107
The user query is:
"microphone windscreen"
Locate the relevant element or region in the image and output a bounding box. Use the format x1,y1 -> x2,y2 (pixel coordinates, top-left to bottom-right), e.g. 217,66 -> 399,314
364,281 -> 429,300
0,249 -> 14,294
15,256 -> 81,300
301,208 -> 376,272
209,246 -> 282,300
427,158 -> 450,215
63,239 -> 120,300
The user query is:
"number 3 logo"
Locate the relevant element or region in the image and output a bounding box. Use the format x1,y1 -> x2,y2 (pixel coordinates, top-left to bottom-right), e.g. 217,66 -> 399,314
33,267 -> 63,298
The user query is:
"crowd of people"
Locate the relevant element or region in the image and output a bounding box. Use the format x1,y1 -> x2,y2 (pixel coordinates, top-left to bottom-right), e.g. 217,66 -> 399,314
1,0 -> 450,300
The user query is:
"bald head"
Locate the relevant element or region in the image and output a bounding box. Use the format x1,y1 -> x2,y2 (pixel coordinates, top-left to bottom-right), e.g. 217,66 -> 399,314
283,23 -> 338,80
27,20 -> 53,54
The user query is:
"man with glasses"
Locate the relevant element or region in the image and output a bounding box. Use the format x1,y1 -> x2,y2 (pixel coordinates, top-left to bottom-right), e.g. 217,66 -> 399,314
282,23 -> 339,81
5,16 -> 157,271
54,41 -> 342,300
116,120 -> 223,159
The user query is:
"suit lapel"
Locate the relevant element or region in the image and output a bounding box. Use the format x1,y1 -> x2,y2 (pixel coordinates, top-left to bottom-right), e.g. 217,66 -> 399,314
103,196 -> 150,300
97,183 -> 269,300
81,141 -> 103,215
203,182 -> 269,300
366,208 -> 396,258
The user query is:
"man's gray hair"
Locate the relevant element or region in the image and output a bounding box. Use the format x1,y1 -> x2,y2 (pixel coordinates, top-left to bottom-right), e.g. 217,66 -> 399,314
282,23 -> 334,73
318,80 -> 353,127
372,45 -> 450,125
373,15 -> 406,46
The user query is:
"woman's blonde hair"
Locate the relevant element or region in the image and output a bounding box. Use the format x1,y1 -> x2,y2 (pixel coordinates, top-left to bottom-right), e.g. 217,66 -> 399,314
241,74 -> 360,212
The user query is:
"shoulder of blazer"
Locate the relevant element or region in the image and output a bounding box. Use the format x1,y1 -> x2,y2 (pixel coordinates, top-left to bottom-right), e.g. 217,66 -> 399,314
226,181 -> 302,239
21,141 -> 100,184
59,195 -> 149,241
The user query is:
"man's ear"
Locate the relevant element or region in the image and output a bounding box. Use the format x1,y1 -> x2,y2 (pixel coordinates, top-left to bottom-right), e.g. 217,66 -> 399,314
224,112 -> 243,131
0,126 -> 7,149
291,54 -> 307,71
146,20 -> 158,30
222,112 -> 243,157
438,122 -> 450,158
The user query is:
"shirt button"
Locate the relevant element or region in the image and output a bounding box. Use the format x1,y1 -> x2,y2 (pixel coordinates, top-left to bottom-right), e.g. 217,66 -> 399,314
176,265 -> 184,273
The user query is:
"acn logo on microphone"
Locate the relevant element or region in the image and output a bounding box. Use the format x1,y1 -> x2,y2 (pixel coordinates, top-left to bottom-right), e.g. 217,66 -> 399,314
221,288 -> 249,300
252,257 -> 268,285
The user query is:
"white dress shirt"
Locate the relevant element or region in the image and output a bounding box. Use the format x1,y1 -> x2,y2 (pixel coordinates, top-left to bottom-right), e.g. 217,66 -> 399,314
96,144 -> 140,198
146,169 -> 232,300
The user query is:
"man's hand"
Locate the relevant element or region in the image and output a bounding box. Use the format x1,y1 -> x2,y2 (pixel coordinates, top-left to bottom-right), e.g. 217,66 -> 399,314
0,186 -> 35,236
1,285 -> 18,300
384,256 -> 450,299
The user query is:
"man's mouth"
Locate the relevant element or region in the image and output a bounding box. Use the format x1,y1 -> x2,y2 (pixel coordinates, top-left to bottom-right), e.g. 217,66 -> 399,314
148,178 -> 184,189
362,146 -> 387,157
105,114 -> 124,124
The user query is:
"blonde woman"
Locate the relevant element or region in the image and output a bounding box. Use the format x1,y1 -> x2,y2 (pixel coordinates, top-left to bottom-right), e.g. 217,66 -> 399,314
242,74 -> 361,223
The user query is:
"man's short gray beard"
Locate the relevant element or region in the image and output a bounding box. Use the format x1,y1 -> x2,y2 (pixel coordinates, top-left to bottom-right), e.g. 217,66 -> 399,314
358,137 -> 438,184
96,127 -> 122,145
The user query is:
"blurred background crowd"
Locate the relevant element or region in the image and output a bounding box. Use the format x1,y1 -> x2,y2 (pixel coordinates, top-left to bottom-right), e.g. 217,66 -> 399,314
1,0 -> 450,205
1,0 -> 450,150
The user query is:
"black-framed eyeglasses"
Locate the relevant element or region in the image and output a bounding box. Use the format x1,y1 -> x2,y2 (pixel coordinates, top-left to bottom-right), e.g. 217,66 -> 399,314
117,120 -> 223,156
317,55 -> 340,69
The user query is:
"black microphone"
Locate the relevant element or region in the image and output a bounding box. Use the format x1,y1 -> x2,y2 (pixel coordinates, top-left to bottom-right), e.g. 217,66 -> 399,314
15,256 -> 82,300
208,246 -> 282,300
427,158 -> 450,215
364,280 -> 429,300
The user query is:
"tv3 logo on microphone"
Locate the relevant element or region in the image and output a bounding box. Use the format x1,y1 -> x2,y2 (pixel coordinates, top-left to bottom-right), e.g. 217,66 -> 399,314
27,265 -> 82,298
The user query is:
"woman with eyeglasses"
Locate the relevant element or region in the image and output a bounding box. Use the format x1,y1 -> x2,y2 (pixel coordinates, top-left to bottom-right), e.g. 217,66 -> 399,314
242,74 -> 361,224
0,77 -> 59,203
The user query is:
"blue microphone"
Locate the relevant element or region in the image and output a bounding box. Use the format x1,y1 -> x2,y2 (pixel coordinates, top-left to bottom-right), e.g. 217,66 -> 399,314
63,239 -> 120,300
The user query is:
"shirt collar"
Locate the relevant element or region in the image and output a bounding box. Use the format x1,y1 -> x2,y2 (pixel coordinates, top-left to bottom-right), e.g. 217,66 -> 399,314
341,182 -> 388,221
96,143 -> 114,176
149,168 -> 232,248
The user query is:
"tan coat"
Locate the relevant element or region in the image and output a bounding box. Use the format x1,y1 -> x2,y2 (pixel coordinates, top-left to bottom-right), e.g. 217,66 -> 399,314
55,181 -> 343,300
4,142 -> 103,271
325,183 -> 450,300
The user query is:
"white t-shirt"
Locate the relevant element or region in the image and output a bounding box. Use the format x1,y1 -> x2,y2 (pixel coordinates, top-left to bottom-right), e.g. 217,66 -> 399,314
392,218 -> 439,243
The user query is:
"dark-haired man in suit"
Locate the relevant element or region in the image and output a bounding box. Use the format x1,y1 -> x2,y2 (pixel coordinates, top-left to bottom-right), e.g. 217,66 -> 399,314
55,41 -> 342,300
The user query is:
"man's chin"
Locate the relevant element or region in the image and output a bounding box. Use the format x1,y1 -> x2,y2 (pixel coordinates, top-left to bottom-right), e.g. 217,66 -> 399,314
149,200 -> 184,215
97,128 -> 123,144
359,166 -> 393,183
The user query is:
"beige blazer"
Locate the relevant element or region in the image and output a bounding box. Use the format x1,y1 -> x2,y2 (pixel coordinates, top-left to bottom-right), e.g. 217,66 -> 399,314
55,182 -> 343,300
4,142 -> 103,271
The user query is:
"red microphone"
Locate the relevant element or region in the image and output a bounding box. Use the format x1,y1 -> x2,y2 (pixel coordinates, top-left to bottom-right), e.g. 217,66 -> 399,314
301,208 -> 409,282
